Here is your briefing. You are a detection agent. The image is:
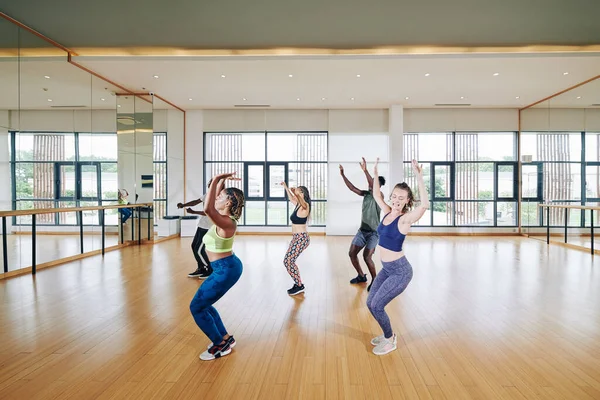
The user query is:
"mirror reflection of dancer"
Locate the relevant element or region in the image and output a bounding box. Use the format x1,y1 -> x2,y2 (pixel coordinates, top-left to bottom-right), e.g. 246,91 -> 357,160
178,179 -> 213,279
280,181 -> 311,296
367,159 -> 429,356
189,173 -> 245,361
339,158 -> 386,291
118,189 -> 132,223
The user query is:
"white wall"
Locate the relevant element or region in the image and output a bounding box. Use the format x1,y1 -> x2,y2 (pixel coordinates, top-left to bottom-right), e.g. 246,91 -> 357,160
166,110 -> 185,216
0,111 -> 12,234
185,111 -> 204,204
10,110 -> 117,132
404,108 -> 519,132
520,108 -> 600,131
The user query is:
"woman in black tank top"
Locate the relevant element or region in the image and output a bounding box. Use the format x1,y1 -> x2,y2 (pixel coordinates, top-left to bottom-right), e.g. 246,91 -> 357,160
280,182 -> 311,296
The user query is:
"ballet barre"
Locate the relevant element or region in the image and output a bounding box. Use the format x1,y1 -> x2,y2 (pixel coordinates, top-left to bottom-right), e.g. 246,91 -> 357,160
538,203 -> 600,254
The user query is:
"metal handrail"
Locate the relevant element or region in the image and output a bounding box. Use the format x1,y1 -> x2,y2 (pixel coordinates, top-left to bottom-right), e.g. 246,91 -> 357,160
538,204 -> 596,254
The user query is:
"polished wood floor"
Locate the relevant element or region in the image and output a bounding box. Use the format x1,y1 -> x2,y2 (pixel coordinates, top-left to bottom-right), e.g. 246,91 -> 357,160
0,235 -> 599,400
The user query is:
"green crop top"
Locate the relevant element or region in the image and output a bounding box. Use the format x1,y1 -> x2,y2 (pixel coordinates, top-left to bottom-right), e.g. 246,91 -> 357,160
202,220 -> 236,253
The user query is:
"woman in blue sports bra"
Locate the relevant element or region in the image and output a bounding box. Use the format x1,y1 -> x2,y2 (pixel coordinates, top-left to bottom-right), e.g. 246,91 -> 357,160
367,158 -> 429,356
280,181 -> 311,296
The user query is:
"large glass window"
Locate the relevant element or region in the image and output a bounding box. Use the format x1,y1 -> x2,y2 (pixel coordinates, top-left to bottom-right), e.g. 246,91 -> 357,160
403,132 -> 517,227
11,131 -> 167,226
204,131 -> 327,226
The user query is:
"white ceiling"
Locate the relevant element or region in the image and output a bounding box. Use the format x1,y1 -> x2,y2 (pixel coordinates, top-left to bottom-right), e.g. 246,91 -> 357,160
1,53 -> 599,110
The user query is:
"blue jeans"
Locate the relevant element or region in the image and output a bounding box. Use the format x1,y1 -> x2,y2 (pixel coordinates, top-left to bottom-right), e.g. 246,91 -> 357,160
189,254 -> 243,344
119,207 -> 132,223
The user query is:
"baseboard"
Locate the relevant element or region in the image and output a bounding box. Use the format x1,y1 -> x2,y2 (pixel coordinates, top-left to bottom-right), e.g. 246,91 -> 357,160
153,233 -> 180,243
13,231 -> 119,236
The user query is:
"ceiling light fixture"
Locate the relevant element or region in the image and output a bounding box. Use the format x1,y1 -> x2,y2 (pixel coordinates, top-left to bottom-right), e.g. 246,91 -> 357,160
424,73 -> 430,77
321,97 -> 326,101
153,75 -> 159,79
47,99 -> 52,102
220,74 -> 226,78
288,74 -> 293,78
516,96 -> 520,99
242,97 -> 247,101
351,97 -> 355,101
118,105 -> 121,108
356,74 -> 361,78
577,96 -> 582,99
101,98 -> 105,101
44,75 -> 50,79
188,98 -> 193,101
405,97 -> 409,100
493,72 -> 500,76
563,72 -> 569,75
460,96 -> 465,99
297,97 -> 300,101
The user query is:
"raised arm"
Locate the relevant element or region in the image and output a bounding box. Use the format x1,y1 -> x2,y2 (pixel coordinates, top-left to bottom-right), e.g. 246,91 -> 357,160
281,181 -> 298,205
293,188 -> 310,211
204,173 -> 238,234
360,157 -> 374,189
339,165 -> 364,196
186,208 -> 207,216
177,198 -> 202,209
373,158 -> 391,214
402,160 -> 430,225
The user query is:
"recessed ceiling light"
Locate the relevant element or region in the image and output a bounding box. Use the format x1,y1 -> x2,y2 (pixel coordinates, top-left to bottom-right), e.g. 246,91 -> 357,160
242,97 -> 247,101
188,98 -> 193,101
153,75 -> 159,79
321,97 -> 326,101
220,74 -> 226,78
44,75 -> 50,79
405,97 -> 409,100
424,73 -> 430,77
47,99 -> 52,102
356,74 -> 361,78
460,96 -> 465,99
493,72 -> 500,76
288,74 -> 293,78
577,96 -> 582,99
516,96 -> 520,99
296,97 -> 300,101
118,105 -> 121,108
101,98 -> 105,101
351,97 -> 355,101
563,72 -> 569,75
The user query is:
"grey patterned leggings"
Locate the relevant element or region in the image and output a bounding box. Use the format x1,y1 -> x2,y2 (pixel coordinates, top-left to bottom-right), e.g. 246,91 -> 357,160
366,256 -> 413,339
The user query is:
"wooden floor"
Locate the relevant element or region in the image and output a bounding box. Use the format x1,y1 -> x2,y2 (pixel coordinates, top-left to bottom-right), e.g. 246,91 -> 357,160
0,235 -> 599,400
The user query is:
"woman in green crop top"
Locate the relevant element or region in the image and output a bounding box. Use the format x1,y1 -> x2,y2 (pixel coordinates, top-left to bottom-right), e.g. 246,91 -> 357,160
190,172 -> 246,361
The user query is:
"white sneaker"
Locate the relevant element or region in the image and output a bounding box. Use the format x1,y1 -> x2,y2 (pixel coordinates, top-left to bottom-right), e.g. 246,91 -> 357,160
373,334 -> 397,356
370,334 -> 386,346
199,341 -> 232,361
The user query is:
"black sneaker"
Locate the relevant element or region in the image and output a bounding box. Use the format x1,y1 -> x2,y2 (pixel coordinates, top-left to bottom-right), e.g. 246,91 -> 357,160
367,282 -> 373,292
207,335 -> 236,350
188,267 -> 203,278
287,284 -> 305,296
198,270 -> 212,280
350,274 -> 368,284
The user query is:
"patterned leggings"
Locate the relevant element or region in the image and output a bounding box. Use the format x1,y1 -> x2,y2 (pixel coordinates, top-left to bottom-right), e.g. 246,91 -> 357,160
284,232 -> 310,285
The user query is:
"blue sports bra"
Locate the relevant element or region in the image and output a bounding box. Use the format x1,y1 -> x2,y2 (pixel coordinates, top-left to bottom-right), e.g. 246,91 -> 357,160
377,213 -> 406,252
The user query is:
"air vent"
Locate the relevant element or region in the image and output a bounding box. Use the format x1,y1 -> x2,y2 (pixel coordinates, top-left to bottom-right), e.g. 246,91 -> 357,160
234,104 -> 271,108
50,105 -> 87,108
434,103 -> 471,107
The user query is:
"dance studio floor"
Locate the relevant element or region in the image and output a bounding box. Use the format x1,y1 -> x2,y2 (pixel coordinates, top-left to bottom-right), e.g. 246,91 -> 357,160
0,235 -> 599,399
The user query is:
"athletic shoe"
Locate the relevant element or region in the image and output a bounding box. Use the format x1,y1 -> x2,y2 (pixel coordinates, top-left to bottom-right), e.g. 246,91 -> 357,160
287,284 -> 305,296
370,334 -> 386,346
350,274 -> 368,284
367,282 -> 373,292
198,270 -> 212,280
207,335 -> 236,350
200,340 -> 232,361
188,268 -> 203,278
373,334 -> 397,356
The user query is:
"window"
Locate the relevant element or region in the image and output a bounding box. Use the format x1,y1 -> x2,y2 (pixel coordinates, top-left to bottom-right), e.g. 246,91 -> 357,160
521,132 -> 584,227
403,132 -> 517,227
153,132 -> 167,224
11,131 -> 167,226
204,131 -> 327,226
